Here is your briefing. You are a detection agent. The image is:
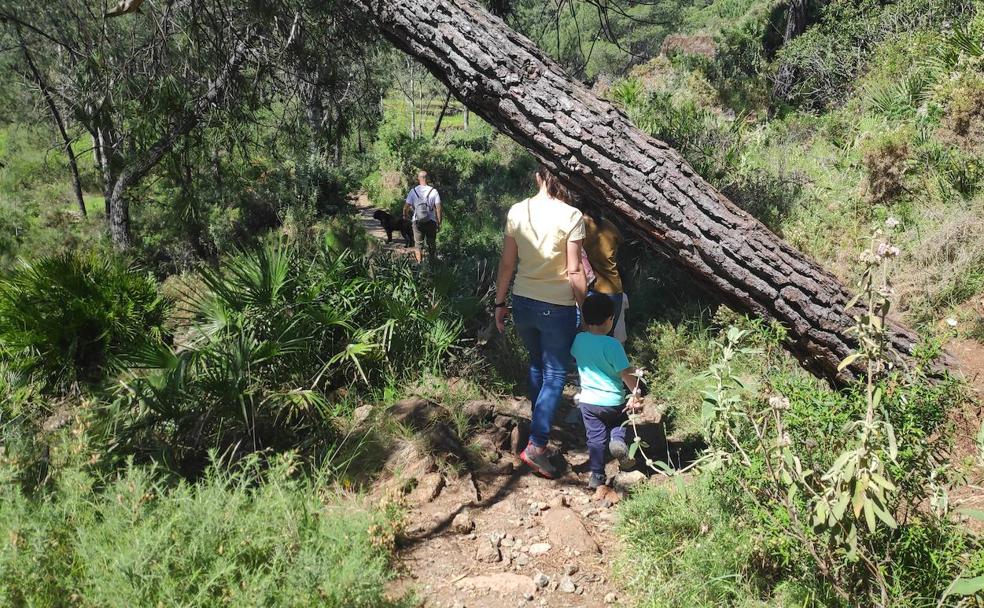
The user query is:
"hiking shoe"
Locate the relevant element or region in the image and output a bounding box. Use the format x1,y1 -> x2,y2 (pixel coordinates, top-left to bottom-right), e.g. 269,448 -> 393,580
588,472 -> 607,489
609,439 -> 636,470
520,443 -> 557,479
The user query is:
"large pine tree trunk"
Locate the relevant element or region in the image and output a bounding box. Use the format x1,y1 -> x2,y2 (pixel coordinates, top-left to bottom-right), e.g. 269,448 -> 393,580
353,0 -> 927,384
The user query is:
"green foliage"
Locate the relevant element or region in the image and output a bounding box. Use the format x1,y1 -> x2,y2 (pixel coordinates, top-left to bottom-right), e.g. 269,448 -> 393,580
0,252 -> 170,393
103,239 -> 462,467
774,0 -> 973,111
0,454 -> 406,607
618,475 -> 826,607
510,0 -> 688,80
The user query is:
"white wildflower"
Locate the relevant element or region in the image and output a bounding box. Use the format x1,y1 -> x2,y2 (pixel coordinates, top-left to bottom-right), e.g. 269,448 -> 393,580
888,245 -> 901,257
768,395 -> 791,410
946,318 -> 958,328
885,217 -> 899,229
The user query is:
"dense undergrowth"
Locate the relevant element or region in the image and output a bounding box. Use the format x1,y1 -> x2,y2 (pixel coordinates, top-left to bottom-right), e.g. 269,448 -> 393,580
0,454 -> 407,607
2,0 -> 984,605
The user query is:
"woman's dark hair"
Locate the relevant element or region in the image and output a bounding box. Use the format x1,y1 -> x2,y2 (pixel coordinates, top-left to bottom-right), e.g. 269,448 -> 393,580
582,293 -> 615,326
534,164 -> 572,203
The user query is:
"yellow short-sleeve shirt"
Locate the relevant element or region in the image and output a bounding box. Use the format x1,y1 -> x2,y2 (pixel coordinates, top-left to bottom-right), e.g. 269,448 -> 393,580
506,196 -> 585,306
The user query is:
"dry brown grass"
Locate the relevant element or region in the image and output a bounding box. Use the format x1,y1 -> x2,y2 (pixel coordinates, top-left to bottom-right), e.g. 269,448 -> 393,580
861,135 -> 911,204
896,207 -> 984,320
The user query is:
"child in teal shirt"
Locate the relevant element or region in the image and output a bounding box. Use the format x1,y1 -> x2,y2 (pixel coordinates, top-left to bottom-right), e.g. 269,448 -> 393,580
571,293 -> 642,489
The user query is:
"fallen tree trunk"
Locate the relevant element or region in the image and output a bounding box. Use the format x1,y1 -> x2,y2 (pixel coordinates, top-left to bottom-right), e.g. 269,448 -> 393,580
352,0 -> 926,385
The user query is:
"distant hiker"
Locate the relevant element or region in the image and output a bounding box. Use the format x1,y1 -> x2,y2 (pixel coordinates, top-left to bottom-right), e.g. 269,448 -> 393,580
580,205 -> 629,343
403,170 -> 442,263
571,293 -> 643,489
494,165 -> 588,479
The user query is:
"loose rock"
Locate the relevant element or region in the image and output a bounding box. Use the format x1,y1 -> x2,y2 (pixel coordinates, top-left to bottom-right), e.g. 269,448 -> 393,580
559,576 -> 576,593
541,507 -> 600,554
612,470 -> 647,492
604,592 -> 618,603
548,494 -> 568,508
563,564 -> 578,576
407,472 -> 444,505
456,573 -> 537,597
476,538 -> 502,563
451,511 -> 475,534
528,543 -> 551,555
462,399 -> 495,422
532,572 -> 550,589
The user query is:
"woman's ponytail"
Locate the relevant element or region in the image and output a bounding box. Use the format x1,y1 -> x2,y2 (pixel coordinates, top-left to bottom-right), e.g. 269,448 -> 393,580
535,164 -> 572,203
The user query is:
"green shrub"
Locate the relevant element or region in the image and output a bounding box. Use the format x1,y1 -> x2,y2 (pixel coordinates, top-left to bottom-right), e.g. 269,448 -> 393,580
103,239 -> 463,467
618,475 -> 824,607
0,454 -> 406,607
0,252 -> 170,392
773,0 -> 973,111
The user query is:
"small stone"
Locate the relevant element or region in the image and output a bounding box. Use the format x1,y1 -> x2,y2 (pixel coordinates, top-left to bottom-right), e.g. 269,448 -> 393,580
548,495 -> 568,508
476,538 -> 502,563
563,564 -> 579,576
533,572 -> 550,589
604,592 -> 618,603
352,404 -> 373,427
490,531 -> 506,546
451,512 -> 475,534
523,591 -> 534,601
494,414 -> 515,430
452,601 -> 466,608
515,554 -> 530,567
612,470 -> 647,493
576,586 -> 585,595
528,543 -> 551,555
559,576 -> 576,593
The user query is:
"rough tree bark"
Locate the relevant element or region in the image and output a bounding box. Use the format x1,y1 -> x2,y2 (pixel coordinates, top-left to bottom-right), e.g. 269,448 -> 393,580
353,0 -> 926,384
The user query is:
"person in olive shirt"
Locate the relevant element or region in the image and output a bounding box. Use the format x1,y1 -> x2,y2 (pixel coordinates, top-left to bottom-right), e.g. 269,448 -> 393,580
581,207 -> 628,343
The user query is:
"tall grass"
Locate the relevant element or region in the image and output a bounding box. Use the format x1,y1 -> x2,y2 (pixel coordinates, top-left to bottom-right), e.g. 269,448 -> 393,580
0,453 -> 407,607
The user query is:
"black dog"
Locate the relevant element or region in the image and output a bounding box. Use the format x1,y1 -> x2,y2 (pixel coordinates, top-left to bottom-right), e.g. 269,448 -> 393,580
372,210 -> 414,247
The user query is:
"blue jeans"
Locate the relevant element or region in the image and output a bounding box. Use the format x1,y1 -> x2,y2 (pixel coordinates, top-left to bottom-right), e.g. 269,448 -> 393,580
580,403 -> 629,476
512,295 -> 578,448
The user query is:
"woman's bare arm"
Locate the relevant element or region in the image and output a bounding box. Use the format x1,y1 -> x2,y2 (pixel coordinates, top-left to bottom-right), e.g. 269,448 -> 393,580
567,238 -> 587,307
495,235 -> 519,332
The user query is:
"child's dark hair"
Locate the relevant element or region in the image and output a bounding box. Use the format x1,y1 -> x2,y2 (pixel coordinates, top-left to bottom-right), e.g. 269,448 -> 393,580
582,293 -> 615,326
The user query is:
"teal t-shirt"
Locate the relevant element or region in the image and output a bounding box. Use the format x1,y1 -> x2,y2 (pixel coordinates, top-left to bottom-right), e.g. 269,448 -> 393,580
570,332 -> 630,407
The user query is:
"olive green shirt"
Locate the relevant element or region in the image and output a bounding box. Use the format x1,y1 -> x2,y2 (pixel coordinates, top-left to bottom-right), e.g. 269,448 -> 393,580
583,216 -> 623,294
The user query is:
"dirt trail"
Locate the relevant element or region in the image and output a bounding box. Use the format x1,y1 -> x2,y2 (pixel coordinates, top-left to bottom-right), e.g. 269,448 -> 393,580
354,192 -> 415,256
949,338 -> 984,531
375,392 -> 680,608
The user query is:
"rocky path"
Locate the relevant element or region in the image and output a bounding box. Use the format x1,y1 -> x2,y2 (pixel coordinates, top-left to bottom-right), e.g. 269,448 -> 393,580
376,394 -> 670,608
949,338 -> 984,533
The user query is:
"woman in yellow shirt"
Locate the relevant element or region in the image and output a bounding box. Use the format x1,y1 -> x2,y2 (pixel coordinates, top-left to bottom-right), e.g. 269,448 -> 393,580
493,166 -> 587,479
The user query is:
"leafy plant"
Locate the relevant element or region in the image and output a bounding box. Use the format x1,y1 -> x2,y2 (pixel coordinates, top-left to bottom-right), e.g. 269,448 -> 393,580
0,252 -> 170,393
685,218 -> 976,605
0,453 -> 407,607
102,239 -> 462,467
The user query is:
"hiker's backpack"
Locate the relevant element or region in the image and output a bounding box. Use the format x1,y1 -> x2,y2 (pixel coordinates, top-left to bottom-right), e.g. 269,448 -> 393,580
410,186 -> 437,221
